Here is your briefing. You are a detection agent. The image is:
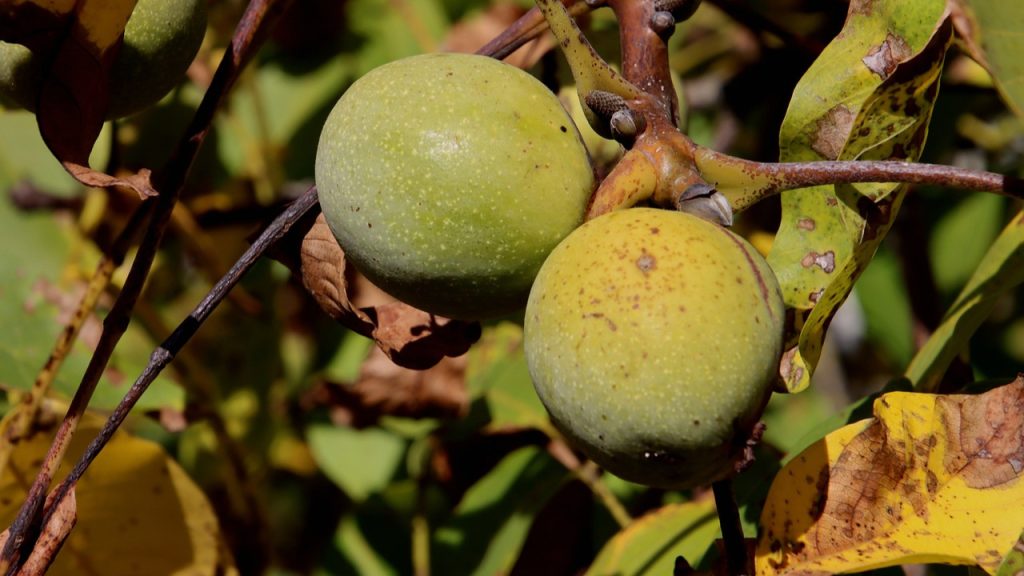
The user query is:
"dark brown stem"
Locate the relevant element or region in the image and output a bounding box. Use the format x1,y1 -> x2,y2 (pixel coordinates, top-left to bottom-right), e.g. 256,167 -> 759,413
712,479 -> 749,576
39,186 -> 320,540
476,0 -> 594,60
0,0 -> 293,570
608,0 -> 678,123
696,147 -> 1024,211
769,160 -> 1024,196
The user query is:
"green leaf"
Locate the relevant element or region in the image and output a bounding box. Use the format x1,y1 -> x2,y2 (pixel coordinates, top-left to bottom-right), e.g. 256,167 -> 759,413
465,322 -> 552,433
964,0 -> 1024,117
857,247 -> 915,368
0,112 -> 181,412
323,514 -> 402,576
307,423 -> 406,501
433,446 -> 568,575
587,500 -> 719,576
929,193 -> 1005,295
906,209 -> 1024,391
767,0 -> 951,392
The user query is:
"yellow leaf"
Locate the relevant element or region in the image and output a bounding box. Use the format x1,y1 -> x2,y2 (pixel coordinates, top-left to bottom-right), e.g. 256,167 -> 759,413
756,376 -> 1024,575
0,409 -> 236,576
76,0 -> 138,54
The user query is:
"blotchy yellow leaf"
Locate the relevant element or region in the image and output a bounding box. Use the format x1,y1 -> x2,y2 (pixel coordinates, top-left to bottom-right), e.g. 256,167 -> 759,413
0,409 -> 236,576
756,376 -> 1024,575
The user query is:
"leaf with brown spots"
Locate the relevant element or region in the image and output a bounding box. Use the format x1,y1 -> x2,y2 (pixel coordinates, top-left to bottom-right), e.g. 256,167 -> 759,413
297,214 -> 480,370
756,376 -> 1024,575
1,1 -> 157,198
767,0 -> 952,392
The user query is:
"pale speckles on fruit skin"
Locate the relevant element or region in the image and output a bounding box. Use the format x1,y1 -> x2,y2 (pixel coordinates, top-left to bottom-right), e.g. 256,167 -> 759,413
316,53 -> 594,320
524,208 -> 785,489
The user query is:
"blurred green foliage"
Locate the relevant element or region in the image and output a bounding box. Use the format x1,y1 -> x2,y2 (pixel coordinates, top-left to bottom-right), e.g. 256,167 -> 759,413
1,0 -> 1023,574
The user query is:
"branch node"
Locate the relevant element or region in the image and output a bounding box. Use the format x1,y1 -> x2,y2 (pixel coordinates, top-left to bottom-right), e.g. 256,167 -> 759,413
650,11 -> 676,38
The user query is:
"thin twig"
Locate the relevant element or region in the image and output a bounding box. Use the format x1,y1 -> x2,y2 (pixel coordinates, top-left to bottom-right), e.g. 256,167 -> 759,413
711,479 -> 748,576
41,186 -> 320,531
476,0 -> 594,60
0,0 -> 293,570
546,440 -> 633,529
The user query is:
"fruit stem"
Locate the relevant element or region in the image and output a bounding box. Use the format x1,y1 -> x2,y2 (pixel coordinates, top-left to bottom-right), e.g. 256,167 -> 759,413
712,478 -> 750,576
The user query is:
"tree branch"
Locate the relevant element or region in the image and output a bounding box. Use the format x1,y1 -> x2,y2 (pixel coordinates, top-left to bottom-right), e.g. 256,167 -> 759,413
695,147 -> 1024,212
0,0 -> 293,570
40,187 -> 320,533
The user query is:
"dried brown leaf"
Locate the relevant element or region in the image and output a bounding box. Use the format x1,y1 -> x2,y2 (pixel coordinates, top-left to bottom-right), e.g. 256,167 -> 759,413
322,348 -> 468,427
298,215 -> 480,370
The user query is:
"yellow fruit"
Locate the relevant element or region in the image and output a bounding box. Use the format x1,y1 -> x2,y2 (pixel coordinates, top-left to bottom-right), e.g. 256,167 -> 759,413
315,53 -> 595,320
525,208 -> 784,489
0,0 -> 207,119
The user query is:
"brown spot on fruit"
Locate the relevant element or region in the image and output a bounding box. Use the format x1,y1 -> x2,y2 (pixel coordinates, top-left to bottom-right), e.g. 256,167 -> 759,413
636,251 -> 656,275
811,104 -> 854,160
862,33 -> 912,79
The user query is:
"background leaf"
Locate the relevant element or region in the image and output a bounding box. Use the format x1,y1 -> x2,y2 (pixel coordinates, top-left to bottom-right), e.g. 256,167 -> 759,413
962,0 -> 1024,117
0,408 -> 234,575
587,499 -> 719,576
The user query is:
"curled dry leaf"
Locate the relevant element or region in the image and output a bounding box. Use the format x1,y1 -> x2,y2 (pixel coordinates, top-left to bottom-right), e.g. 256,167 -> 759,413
2,1 -> 158,200
314,347 -> 468,428
299,214 -> 480,370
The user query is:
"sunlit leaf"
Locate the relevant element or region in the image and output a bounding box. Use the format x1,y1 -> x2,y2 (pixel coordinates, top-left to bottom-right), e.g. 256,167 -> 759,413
906,209 -> 1024,391
587,499 -> 719,576
433,446 -> 568,575
0,409 -> 236,575
756,377 -> 1024,575
767,0 -> 951,392
464,322 -> 552,433
307,423 -> 406,502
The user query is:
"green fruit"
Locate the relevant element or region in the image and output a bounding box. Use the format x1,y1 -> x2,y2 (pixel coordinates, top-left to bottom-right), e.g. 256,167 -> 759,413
315,53 -> 594,320
524,208 -> 784,489
0,0 -> 207,119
